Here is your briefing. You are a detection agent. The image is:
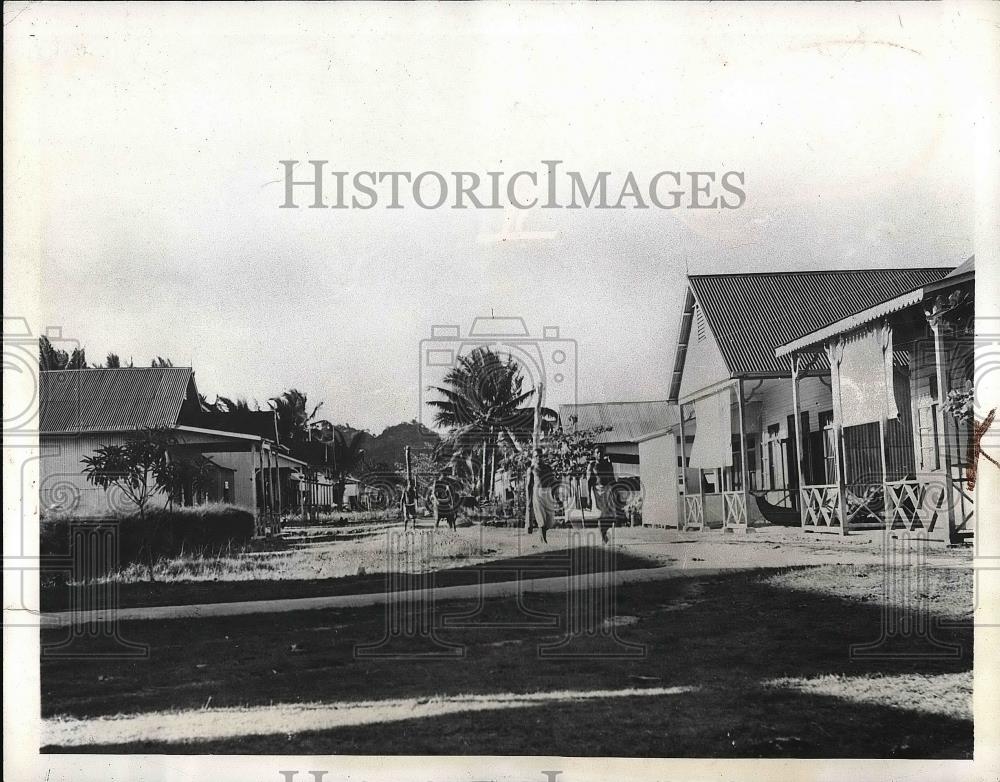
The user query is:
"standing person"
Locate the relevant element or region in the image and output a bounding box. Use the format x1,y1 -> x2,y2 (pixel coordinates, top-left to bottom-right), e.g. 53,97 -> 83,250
432,474 -> 456,530
527,447 -> 556,543
587,446 -> 615,543
400,478 -> 418,529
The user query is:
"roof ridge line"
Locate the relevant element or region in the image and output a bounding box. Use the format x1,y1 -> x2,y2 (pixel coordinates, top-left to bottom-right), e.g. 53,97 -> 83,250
687,266 -> 954,278
562,399 -> 674,406
39,366 -> 194,372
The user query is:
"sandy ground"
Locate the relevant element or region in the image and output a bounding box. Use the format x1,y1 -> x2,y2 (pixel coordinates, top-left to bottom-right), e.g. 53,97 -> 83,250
117,521 -> 973,585
43,524 -> 972,623
275,522 -> 972,586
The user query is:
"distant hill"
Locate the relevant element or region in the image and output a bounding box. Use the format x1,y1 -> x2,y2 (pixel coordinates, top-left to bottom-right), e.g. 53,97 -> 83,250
336,420 -> 440,473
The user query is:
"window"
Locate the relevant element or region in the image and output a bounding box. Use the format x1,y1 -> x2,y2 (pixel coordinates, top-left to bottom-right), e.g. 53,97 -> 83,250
703,470 -> 719,494
917,403 -> 940,471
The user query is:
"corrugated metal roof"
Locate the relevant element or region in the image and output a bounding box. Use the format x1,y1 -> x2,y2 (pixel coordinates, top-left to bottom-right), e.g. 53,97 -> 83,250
40,367 -> 196,433
689,268 -> 952,376
776,287 -> 926,356
559,401 -> 678,444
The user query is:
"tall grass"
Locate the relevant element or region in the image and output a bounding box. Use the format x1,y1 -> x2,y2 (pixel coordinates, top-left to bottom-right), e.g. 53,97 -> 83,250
41,504 -> 256,582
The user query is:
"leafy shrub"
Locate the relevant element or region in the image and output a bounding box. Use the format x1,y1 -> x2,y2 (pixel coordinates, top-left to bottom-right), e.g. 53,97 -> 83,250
40,504 -> 255,576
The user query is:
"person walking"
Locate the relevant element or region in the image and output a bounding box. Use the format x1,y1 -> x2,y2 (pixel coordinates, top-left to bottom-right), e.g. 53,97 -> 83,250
400,478 -> 418,529
587,445 -> 616,543
432,474 -> 456,530
527,447 -> 556,543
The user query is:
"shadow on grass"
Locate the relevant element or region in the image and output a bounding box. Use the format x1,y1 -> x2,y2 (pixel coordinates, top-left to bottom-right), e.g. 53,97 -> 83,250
49,688 -> 969,758
41,544 -> 663,612
40,564 -> 972,757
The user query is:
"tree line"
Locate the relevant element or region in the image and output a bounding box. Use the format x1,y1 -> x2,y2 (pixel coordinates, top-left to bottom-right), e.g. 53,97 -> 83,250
39,335 -> 174,370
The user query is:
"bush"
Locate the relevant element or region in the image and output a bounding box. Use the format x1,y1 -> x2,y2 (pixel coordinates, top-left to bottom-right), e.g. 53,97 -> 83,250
40,504 -> 256,576
283,509 -> 397,526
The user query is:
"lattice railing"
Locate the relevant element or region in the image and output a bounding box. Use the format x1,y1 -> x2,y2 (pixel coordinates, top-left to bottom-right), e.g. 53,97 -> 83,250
885,479 -> 940,537
722,490 -> 748,531
884,477 -> 973,542
683,494 -> 704,530
800,484 -> 842,532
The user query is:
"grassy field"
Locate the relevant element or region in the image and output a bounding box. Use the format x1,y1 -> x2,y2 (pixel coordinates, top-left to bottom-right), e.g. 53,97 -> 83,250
42,525 -> 671,611
40,562 -> 972,757
42,543 -> 664,611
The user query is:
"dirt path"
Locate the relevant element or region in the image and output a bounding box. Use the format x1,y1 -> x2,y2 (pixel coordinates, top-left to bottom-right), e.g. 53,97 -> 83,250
40,526 -> 969,625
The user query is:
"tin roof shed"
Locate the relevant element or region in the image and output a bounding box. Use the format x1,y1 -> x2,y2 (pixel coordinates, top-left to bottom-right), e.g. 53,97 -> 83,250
560,400 -> 678,444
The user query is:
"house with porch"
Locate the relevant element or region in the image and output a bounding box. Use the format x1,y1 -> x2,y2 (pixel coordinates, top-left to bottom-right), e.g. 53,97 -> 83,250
775,257 -> 975,542
39,366 -> 301,535
661,267 -> 955,533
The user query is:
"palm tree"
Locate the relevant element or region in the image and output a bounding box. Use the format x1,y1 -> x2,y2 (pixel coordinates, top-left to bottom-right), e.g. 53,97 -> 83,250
426,346 -> 552,500
332,429 -> 366,476
215,396 -> 257,414
269,388 -> 323,445
329,429 -> 366,504
39,337 -> 87,370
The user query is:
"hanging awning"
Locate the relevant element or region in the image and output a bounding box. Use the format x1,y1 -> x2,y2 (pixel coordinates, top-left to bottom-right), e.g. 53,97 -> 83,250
687,388 -> 734,468
838,325 -> 898,428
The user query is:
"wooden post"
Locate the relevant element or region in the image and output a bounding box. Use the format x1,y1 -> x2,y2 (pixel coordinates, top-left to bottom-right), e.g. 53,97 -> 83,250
677,403 -> 689,529
877,323 -> 891,529
274,453 -> 282,517
271,448 -> 278,517
256,442 -> 265,535
677,404 -> 689,495
789,355 -> 808,528
737,381 -> 750,492
264,446 -> 271,517
698,467 -> 705,528
930,319 -> 958,543
525,383 -> 544,530
404,445 -> 413,523
737,379 -> 751,530
826,341 -> 850,536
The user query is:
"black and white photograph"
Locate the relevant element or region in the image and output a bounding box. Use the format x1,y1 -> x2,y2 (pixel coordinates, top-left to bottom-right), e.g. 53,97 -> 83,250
4,2 -> 1000,781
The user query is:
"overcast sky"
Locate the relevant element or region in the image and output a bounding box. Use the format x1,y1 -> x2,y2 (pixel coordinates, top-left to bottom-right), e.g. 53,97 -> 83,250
5,3 -> 978,432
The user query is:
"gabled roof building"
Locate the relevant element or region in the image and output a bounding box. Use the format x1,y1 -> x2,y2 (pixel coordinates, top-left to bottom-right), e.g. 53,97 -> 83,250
645,264 -> 967,537
39,367 -> 310,532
